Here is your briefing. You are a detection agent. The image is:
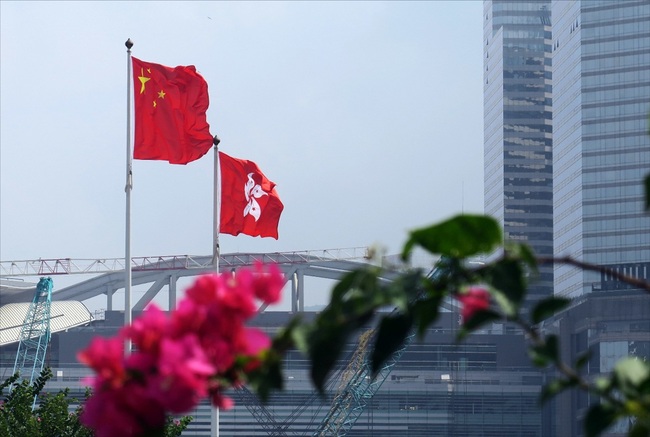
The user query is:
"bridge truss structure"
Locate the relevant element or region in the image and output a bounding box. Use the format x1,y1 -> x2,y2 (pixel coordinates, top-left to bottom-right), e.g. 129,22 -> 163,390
0,247 -> 401,313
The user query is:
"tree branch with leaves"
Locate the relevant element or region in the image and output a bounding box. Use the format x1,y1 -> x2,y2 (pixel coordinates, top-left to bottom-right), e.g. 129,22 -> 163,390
280,213 -> 649,437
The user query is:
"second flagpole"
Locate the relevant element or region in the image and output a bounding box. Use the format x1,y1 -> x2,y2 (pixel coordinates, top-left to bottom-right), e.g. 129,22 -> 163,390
124,38 -> 134,354
211,135 -> 221,437
212,135 -> 221,271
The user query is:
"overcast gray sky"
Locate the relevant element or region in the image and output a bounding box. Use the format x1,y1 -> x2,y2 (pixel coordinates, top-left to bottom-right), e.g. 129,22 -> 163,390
1,1 -> 484,304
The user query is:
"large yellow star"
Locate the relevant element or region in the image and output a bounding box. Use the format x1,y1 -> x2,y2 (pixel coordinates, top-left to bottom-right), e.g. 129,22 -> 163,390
138,68 -> 151,94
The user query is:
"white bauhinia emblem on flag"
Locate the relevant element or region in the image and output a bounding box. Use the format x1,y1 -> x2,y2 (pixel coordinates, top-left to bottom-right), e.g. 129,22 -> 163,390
243,173 -> 268,221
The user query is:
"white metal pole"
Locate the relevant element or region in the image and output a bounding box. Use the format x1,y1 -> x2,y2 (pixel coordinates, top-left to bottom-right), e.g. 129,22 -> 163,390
212,136 -> 221,270
211,136 -> 221,436
124,39 -> 134,352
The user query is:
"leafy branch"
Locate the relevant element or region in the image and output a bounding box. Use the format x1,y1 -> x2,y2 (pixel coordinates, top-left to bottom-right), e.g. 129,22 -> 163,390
279,213 -> 650,437
537,256 -> 650,293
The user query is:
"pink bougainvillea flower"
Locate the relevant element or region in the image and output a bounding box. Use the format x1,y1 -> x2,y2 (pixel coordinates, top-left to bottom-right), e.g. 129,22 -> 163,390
218,273 -> 258,319
157,334 -> 215,392
251,261 -> 284,304
241,327 -> 271,356
81,384 -> 164,437
79,266 -> 284,437
77,336 -> 126,389
147,373 -> 202,414
456,286 -> 491,323
171,297 -> 208,337
185,274 -> 222,305
123,350 -> 157,380
122,304 -> 169,354
210,390 -> 235,410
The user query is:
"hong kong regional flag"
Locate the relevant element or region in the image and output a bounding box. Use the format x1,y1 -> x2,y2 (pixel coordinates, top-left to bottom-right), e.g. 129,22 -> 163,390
132,57 -> 213,165
219,152 -> 284,239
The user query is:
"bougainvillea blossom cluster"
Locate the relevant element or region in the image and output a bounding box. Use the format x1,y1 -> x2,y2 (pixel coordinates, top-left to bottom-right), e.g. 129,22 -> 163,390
455,286 -> 490,323
78,262 -> 284,437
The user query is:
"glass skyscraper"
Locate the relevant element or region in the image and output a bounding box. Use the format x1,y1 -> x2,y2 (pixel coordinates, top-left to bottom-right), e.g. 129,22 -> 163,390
552,0 -> 650,298
484,0 -> 554,311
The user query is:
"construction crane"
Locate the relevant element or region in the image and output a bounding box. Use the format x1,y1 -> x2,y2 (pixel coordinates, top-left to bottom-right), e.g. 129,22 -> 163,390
12,277 -> 53,386
313,258 -> 453,436
232,350 -> 352,437
235,258 -> 453,437
313,327 -> 412,436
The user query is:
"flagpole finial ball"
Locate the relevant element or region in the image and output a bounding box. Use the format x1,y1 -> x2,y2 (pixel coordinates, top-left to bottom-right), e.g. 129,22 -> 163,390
125,39 -> 134,49
213,135 -> 221,146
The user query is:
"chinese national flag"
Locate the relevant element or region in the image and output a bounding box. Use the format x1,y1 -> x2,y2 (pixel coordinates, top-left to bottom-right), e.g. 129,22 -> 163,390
132,57 -> 213,165
219,152 -> 284,239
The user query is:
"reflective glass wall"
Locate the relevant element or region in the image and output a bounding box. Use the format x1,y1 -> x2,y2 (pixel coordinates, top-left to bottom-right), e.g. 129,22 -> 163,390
552,0 -> 650,298
484,0 -> 554,311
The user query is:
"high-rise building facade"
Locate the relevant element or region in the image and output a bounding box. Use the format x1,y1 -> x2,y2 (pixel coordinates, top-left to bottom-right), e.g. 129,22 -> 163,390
484,0 -> 555,310
552,0 -> 650,298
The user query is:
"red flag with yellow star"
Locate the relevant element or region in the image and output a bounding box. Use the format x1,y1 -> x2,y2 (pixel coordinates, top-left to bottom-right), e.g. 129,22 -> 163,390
132,57 -> 212,165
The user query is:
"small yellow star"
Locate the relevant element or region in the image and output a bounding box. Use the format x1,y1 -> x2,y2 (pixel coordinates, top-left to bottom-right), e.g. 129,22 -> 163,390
158,90 -> 166,99
138,68 -> 150,94
153,100 -> 157,108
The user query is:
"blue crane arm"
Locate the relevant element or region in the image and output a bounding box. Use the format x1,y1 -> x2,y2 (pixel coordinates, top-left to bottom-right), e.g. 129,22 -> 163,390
12,277 -> 54,386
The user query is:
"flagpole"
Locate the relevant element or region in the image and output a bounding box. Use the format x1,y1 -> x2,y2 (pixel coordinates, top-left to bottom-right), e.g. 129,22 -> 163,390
124,38 -> 134,351
212,135 -> 221,271
211,135 -> 221,437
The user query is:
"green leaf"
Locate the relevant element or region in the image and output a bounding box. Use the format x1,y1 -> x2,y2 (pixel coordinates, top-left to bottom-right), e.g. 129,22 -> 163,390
505,243 -> 538,271
613,357 -> 650,389
308,323 -> 349,393
490,288 -> 517,318
593,376 -> 613,394
272,316 -> 305,354
383,270 -> 423,312
330,269 -> 378,308
371,314 -> 413,375
0,372 -> 19,394
540,378 -> 577,404
308,309 -> 374,393
575,351 -> 591,370
402,215 -> 502,260
629,422 -> 650,437
529,335 -> 560,367
584,404 -> 618,437
457,309 -> 501,340
531,297 -> 571,324
488,259 -> 526,308
412,292 -> 443,338
247,350 -> 284,403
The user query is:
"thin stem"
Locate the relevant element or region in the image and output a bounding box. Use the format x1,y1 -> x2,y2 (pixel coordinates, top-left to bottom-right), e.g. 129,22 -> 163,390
537,256 -> 650,293
512,316 -> 626,410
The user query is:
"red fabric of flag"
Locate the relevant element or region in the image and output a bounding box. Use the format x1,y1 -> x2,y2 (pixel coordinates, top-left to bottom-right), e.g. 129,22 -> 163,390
132,57 -> 213,165
219,152 -> 284,239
